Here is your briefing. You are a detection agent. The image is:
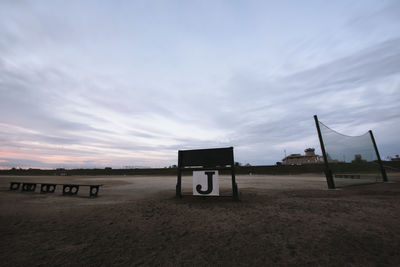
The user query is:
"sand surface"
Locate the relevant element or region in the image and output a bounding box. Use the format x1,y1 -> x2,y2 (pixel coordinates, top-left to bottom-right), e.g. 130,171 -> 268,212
1,173 -> 400,266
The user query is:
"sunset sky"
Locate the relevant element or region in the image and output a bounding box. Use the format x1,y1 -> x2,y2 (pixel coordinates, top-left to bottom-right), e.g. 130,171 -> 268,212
1,0 -> 399,168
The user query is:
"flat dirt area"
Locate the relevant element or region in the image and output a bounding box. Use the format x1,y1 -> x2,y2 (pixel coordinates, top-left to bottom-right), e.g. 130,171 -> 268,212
1,173 -> 400,266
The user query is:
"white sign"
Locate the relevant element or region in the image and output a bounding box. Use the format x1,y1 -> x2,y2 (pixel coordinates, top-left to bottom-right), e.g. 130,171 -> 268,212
193,171 -> 219,196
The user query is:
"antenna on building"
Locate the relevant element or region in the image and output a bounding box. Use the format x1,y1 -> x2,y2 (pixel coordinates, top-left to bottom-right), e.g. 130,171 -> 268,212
284,149 -> 286,157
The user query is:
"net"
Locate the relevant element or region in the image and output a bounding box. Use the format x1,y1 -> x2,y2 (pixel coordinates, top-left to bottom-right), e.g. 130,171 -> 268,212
318,121 -> 383,188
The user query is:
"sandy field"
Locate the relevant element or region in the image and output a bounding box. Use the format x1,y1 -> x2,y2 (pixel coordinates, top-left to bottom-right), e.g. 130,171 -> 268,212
1,173 -> 400,266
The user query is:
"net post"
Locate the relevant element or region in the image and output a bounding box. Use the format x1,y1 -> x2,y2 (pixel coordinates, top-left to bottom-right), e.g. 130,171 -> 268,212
314,115 -> 335,189
176,151 -> 182,198
369,130 -> 388,182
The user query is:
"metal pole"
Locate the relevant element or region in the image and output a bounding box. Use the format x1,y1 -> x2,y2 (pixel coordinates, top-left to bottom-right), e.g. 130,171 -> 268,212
369,130 -> 388,182
176,151 -> 182,197
314,115 -> 335,189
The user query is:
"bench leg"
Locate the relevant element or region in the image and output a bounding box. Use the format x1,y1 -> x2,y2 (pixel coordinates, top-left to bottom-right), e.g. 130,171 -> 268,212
30,184 -> 36,192
89,186 -> 99,197
48,184 -> 56,193
22,183 -> 28,191
62,185 -> 69,195
71,185 -> 79,195
10,182 -> 21,191
62,185 -> 79,196
40,184 -> 57,194
22,183 -> 36,192
40,184 -> 47,193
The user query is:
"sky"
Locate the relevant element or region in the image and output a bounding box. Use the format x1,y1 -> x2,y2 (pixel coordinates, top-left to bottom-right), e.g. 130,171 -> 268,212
0,0 -> 399,169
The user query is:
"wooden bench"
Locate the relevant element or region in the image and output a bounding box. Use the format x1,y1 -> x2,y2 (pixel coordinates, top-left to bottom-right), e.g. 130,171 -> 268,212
10,182 -> 103,197
176,147 -> 239,200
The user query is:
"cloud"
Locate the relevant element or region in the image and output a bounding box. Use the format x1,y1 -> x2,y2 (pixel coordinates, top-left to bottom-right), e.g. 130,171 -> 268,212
215,37 -> 400,161
285,38 -> 400,92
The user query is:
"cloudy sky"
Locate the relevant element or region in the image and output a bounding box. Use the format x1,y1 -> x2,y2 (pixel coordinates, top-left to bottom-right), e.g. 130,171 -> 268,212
0,0 -> 399,169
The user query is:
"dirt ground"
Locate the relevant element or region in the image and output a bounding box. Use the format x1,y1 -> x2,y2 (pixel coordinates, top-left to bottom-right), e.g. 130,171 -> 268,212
1,173 -> 400,266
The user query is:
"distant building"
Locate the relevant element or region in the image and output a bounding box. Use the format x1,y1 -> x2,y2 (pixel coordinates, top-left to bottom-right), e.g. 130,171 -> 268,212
282,148 -> 323,165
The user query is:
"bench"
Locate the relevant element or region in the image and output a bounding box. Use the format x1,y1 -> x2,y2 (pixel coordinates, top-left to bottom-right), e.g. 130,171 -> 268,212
10,182 -> 103,197
176,147 -> 239,200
